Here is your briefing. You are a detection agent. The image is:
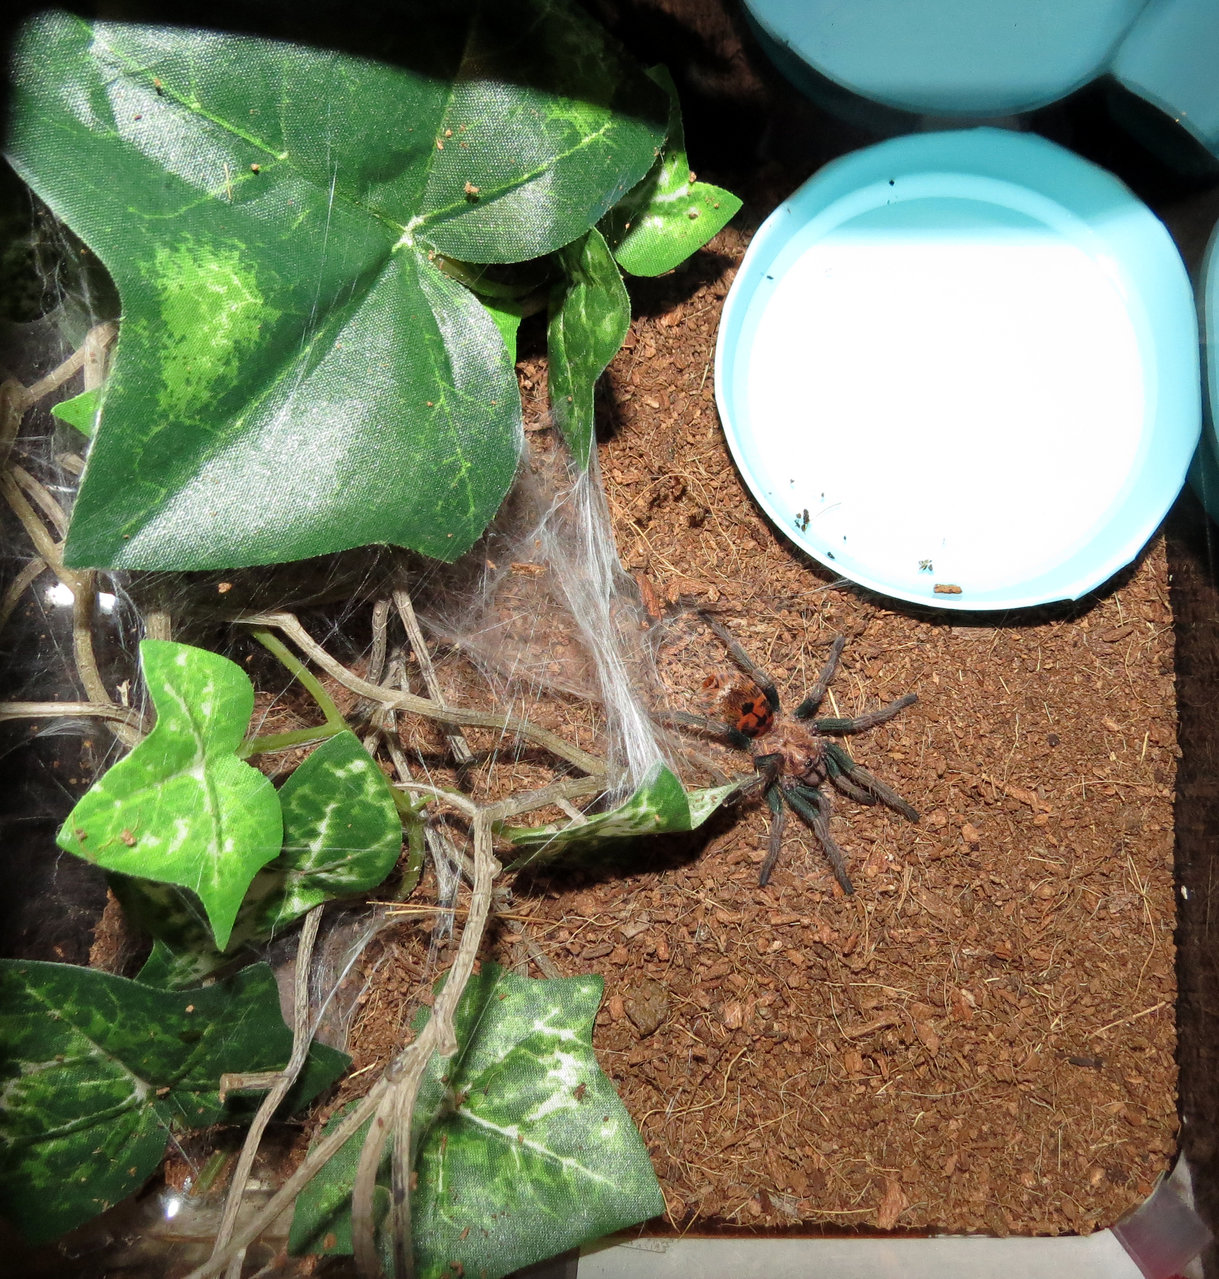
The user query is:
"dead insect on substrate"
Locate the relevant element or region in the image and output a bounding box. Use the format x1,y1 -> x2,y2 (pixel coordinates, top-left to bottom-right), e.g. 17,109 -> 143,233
661,612 -> 918,894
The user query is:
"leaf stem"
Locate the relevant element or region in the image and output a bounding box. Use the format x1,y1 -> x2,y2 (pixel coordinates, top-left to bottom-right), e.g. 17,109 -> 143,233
240,626 -> 349,758
240,723 -> 349,756
432,254 -> 551,302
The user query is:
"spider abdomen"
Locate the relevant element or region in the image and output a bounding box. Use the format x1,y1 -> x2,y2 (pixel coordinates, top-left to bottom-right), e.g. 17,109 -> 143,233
704,673 -> 776,737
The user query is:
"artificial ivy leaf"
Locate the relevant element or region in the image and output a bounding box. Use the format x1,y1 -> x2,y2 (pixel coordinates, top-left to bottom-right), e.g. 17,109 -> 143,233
120,731 -> 403,987
483,298 -> 526,365
6,9 -> 665,571
49,386 -> 101,437
548,227 -> 632,463
601,67 -> 742,277
289,963 -> 662,1278
504,761 -> 741,866
133,933 -> 217,990
0,959 -> 348,1245
250,729 -> 403,933
56,639 -> 281,949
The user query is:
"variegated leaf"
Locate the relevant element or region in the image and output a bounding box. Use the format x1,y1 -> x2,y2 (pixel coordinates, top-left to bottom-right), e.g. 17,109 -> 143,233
56,639 -> 281,949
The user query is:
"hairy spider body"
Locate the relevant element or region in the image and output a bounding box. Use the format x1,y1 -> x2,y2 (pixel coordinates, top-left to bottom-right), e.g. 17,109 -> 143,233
665,614 -> 919,895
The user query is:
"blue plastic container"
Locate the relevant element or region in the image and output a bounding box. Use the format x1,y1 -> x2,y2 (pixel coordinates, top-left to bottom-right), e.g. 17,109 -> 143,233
715,129 -> 1200,610
742,0 -> 1147,118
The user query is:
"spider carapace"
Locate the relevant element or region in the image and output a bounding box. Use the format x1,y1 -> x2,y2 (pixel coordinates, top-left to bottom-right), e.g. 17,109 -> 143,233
669,613 -> 919,896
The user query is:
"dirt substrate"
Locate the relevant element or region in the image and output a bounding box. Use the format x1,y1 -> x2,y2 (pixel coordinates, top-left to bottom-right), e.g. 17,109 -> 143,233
336,214 -> 1180,1240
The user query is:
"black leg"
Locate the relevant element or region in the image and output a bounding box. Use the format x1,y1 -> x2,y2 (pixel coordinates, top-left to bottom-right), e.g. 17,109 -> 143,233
758,784 -> 786,886
655,708 -> 752,752
824,742 -> 918,822
698,611 -> 779,713
782,782 -> 855,895
793,636 -> 846,719
814,691 -> 917,734
823,743 -> 878,805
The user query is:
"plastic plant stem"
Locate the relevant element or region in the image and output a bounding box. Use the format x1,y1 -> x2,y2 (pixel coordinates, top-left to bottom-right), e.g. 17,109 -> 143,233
239,626 -> 350,758
398,806 -> 426,899
210,904 -> 325,1279
392,586 -> 473,766
239,611 -> 607,778
432,254 -> 552,302
0,700 -> 144,732
183,1074 -> 394,1279
239,724 -> 348,756
351,805 -> 497,1279
193,1149 -> 230,1197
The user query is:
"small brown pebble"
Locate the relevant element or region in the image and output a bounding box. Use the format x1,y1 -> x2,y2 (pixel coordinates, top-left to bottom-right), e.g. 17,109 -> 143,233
623,977 -> 668,1036
914,1020 -> 941,1055
934,583 -> 963,594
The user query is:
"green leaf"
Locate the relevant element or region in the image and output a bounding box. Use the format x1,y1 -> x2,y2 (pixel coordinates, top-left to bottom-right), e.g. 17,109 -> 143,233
251,730 -> 403,933
601,67 -> 742,277
504,761 -> 741,866
483,298 -> 525,366
121,731 -> 403,987
56,639 -> 281,950
0,960 -> 348,1245
49,387 -> 102,437
6,9 -> 667,570
547,227 -> 632,462
290,963 -> 662,1277
133,934 -> 216,990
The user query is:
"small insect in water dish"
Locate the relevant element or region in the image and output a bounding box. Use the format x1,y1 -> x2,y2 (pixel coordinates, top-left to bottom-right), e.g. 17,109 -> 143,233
661,612 -> 919,895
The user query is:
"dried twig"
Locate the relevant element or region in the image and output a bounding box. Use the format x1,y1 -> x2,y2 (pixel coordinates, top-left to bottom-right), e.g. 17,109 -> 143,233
394,586 -> 473,766
0,699 -> 144,731
238,611 -> 606,779
0,557 -> 49,635
211,904 -> 326,1279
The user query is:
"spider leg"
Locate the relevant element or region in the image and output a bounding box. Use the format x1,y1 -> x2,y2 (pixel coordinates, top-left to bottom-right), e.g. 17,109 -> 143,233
781,781 -> 855,895
823,745 -> 878,806
758,782 -> 786,886
824,742 -> 919,822
728,751 -> 784,803
814,691 -> 917,734
654,708 -> 752,752
697,611 -> 780,713
793,636 -> 846,719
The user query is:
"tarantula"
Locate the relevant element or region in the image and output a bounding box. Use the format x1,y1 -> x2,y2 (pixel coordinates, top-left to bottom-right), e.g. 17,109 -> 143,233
662,613 -> 919,895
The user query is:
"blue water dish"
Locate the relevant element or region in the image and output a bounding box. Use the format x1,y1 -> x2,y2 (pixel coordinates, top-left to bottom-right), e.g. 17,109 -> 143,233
714,129 -> 1200,610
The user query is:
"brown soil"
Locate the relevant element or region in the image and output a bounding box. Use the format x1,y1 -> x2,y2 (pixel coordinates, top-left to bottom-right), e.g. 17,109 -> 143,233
330,214 -> 1179,1240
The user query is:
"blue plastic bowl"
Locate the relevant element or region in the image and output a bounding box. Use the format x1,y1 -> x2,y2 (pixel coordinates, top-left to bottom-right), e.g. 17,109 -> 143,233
715,129 -> 1200,610
1111,0 -> 1219,163
742,0 -> 1147,118
1194,222 -> 1219,522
